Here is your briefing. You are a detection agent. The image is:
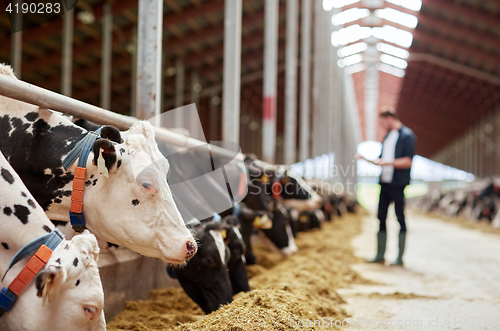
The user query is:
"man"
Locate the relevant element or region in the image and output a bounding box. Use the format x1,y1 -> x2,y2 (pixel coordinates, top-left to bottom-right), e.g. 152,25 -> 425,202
362,107 -> 416,265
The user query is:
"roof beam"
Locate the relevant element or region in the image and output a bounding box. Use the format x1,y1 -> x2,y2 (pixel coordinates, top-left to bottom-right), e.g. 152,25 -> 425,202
421,0 -> 500,30
412,30 -> 500,70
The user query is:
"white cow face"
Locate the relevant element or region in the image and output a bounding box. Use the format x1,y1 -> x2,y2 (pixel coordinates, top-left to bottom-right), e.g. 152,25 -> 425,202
4,231 -> 105,331
82,122 -> 197,263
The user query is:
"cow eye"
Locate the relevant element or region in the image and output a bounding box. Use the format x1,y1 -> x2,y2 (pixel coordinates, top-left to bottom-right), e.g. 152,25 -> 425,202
141,181 -> 153,189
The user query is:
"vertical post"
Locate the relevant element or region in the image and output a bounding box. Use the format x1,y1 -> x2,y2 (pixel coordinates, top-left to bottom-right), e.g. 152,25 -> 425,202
100,3 -> 112,109
300,0 -> 311,162
174,58 -> 185,127
284,0 -> 298,165
136,0 -> 163,124
10,1 -> 22,77
190,69 -> 201,137
130,27 -> 138,117
61,8 -> 74,96
312,0 -> 324,158
262,0 -> 279,163
222,0 -> 242,145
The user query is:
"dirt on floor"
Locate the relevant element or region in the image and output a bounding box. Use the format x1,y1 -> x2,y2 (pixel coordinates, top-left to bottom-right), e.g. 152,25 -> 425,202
426,211 -> 500,236
107,213 -> 368,331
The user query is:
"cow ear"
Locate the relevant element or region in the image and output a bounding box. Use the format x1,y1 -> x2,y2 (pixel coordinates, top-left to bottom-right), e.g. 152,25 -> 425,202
36,266 -> 67,305
92,139 -> 117,170
100,126 -> 122,143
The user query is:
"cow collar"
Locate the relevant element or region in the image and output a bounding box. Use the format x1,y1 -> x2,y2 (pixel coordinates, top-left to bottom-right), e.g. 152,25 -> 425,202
0,229 -> 64,317
62,130 -> 102,232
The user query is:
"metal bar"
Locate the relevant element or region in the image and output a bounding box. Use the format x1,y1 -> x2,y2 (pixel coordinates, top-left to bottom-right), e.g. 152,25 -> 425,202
130,27 -> 138,117
174,58 -> 185,127
299,0 -> 311,161
136,0 -> 163,125
10,3 -> 22,77
190,69 -> 201,137
284,0 -> 298,165
262,0 -> 279,163
222,0 -> 242,145
0,74 -> 241,162
61,8 -> 74,97
100,3 -> 112,109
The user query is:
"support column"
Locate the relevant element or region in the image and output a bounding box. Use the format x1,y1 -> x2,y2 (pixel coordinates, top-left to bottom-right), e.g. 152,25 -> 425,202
299,0 -> 312,161
222,0 -> 242,145
100,3 -> 112,109
262,0 -> 279,163
312,0 -> 324,158
284,0 -> 298,165
130,27 -> 137,117
174,58 -> 185,127
61,8 -> 74,96
136,0 -> 163,124
10,1 -> 22,77
190,69 -> 201,137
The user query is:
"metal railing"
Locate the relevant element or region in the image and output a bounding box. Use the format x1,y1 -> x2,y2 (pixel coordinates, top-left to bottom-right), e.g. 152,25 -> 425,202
0,74 -> 243,162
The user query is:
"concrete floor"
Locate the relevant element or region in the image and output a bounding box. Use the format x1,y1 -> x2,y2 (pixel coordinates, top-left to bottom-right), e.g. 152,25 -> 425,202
337,210 -> 500,330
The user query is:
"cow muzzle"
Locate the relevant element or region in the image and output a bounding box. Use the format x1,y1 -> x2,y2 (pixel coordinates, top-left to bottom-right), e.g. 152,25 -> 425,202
185,241 -> 197,260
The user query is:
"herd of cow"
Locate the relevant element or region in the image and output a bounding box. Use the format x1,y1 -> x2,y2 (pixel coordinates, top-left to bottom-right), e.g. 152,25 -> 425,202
413,179 -> 500,227
0,64 -> 356,330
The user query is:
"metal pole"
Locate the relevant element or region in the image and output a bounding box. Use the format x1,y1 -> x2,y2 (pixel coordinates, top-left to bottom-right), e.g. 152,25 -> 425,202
10,2 -> 22,77
222,0 -> 242,145
174,58 -> 185,127
284,0 -> 298,165
299,0 -> 311,162
61,8 -> 74,96
136,0 -> 163,124
262,0 -> 279,164
130,27 -> 137,117
0,74 -> 241,161
312,0 -> 323,158
100,3 -> 112,109
190,69 -> 201,137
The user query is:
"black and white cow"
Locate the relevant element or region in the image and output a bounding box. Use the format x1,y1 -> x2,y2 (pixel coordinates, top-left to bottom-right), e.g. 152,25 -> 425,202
220,215 -> 249,295
167,220 -> 232,314
0,150 -> 105,330
0,64 -> 196,264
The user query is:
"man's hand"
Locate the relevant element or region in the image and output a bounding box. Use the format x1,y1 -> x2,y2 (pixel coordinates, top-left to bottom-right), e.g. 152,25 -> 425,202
375,159 -> 391,166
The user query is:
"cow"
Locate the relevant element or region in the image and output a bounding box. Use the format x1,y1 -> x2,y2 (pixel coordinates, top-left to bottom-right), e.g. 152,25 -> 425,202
244,156 -> 323,212
0,150 -> 105,331
0,64 -> 196,264
167,220 -> 232,314
220,215 -> 249,295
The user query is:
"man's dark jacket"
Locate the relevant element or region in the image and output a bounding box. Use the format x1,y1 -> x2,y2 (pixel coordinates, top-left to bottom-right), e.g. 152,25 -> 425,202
379,125 -> 416,187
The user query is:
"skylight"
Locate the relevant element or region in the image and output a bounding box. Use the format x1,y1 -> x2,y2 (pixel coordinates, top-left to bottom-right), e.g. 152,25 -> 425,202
338,42 -> 368,57
332,8 -> 370,26
331,24 -> 372,47
385,0 -> 422,12
372,25 -> 414,48
375,8 -> 419,29
376,42 -> 410,59
376,62 -> 406,77
380,54 -> 408,69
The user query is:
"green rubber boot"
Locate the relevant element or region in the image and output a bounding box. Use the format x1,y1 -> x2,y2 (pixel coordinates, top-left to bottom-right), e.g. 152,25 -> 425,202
390,232 -> 406,266
366,232 -> 387,263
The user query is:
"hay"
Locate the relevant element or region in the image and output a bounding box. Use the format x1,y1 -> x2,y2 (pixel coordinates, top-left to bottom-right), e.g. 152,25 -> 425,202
107,214 -> 366,331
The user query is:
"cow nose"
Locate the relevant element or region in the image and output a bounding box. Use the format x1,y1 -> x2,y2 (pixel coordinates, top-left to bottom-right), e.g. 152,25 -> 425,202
186,241 -> 197,257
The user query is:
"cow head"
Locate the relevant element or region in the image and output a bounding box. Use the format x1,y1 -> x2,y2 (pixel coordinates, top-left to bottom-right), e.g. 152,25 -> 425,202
169,221 -> 233,314
221,215 -> 250,295
80,122 -> 197,263
262,200 -> 298,256
4,231 -> 105,331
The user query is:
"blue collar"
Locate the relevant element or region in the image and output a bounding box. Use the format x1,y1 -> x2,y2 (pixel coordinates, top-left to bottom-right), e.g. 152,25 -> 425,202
0,229 -> 64,316
62,130 -> 102,232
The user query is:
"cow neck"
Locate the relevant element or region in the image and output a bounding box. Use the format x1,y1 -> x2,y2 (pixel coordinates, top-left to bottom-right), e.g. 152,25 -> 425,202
62,130 -> 101,232
0,229 -> 64,317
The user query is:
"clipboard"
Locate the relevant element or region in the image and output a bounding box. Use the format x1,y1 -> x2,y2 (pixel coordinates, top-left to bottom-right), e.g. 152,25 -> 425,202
358,155 -> 379,166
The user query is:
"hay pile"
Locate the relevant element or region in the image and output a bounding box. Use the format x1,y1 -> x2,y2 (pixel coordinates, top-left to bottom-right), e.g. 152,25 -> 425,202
107,214 -> 365,331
